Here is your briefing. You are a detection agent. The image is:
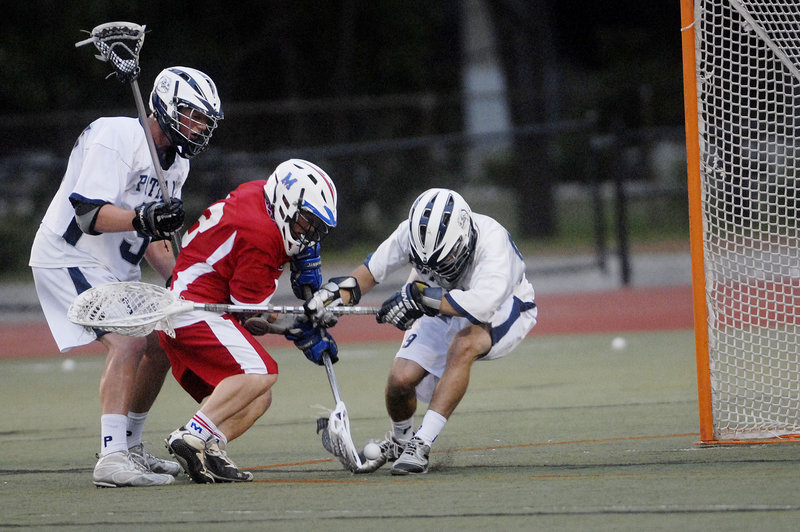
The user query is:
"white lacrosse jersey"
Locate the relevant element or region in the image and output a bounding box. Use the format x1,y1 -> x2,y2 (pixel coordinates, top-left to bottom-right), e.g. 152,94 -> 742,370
29,117 -> 189,281
365,213 -> 535,324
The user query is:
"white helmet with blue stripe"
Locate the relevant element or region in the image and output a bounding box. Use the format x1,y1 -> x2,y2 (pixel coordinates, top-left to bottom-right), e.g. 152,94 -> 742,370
264,159 -> 338,256
150,66 -> 223,158
408,188 -> 476,288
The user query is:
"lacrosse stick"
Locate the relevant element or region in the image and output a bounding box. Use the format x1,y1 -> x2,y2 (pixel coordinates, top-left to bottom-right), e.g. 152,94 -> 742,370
76,22 -> 182,255
297,286 -> 363,472
66,281 -> 379,338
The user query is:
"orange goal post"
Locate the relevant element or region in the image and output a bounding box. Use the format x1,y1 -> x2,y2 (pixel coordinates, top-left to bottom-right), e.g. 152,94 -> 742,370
681,0 -> 800,444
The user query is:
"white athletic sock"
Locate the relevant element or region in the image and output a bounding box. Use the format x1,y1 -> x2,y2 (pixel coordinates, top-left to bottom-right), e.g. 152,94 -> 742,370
212,430 -> 228,449
414,410 -> 447,447
100,414 -> 129,456
391,418 -> 414,443
126,411 -> 148,448
185,411 -> 217,443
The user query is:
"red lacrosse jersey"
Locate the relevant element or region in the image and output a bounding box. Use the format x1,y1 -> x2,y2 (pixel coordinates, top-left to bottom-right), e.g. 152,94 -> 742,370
170,180 -> 289,305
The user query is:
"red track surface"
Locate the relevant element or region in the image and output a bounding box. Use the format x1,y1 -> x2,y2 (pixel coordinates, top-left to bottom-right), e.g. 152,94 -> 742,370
0,285 -> 694,359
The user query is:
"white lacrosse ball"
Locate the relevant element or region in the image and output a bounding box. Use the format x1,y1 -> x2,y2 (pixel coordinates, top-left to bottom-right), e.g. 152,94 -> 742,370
611,337 -> 627,351
363,441 -> 381,460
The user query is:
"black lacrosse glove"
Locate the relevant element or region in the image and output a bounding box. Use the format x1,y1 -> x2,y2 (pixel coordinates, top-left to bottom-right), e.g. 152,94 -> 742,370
304,276 -> 362,328
133,198 -> 185,240
290,243 -> 322,299
285,318 -> 339,366
377,281 -> 442,330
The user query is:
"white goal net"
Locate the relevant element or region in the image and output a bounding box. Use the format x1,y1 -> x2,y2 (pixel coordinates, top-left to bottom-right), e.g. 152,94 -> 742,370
690,0 -> 800,441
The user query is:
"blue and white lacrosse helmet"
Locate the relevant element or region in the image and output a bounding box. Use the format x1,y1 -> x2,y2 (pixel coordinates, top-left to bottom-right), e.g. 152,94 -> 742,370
150,66 -> 223,158
408,188 -> 476,288
264,159 -> 338,256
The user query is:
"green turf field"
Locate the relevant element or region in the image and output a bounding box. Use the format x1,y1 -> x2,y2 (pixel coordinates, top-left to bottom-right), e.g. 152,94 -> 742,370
1,330 -> 798,531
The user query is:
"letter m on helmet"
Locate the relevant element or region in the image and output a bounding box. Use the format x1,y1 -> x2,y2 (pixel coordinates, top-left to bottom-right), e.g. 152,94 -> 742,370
281,172 -> 298,190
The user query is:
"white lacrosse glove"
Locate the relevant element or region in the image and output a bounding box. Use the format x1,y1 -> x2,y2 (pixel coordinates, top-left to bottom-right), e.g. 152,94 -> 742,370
304,276 -> 361,328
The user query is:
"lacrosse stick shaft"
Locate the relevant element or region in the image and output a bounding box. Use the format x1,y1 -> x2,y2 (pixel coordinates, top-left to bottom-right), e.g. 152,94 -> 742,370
197,302 -> 379,315
301,285 -> 343,404
323,353 -> 343,404
130,79 -> 183,255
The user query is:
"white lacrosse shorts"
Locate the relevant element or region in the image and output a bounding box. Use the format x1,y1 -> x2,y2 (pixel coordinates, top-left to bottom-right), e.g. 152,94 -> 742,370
31,266 -> 124,352
396,297 -> 538,403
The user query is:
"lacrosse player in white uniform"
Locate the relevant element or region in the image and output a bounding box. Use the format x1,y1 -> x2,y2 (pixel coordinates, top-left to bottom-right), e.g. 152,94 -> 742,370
305,188 -> 537,474
29,66 -> 223,487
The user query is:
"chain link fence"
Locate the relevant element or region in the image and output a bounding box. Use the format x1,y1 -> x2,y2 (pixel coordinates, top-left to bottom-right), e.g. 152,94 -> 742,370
0,95 -> 687,280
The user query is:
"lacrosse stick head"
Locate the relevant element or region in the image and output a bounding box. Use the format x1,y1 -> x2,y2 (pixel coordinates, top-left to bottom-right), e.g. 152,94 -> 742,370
315,401 -> 363,472
67,281 -> 179,337
75,21 -> 146,83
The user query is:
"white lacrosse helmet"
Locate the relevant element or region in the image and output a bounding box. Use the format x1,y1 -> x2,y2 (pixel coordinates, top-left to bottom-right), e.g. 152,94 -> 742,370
264,159 -> 338,256
408,188 -> 476,287
150,66 -> 223,159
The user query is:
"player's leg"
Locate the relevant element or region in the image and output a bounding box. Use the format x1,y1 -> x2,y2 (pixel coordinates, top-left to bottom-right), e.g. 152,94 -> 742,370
32,267 -> 174,487
216,385 -> 273,442
392,323 -> 492,475
167,373 -> 276,483
126,332 -> 181,476
202,387 -> 273,482
393,298 -> 537,475
162,316 -> 278,483
386,357 -> 428,423
95,332 -> 175,486
357,323 -> 442,473
426,323 -> 492,419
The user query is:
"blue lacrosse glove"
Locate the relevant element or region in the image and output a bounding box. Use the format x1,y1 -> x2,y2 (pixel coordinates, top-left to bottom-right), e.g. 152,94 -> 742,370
290,243 -> 322,299
285,318 -> 339,366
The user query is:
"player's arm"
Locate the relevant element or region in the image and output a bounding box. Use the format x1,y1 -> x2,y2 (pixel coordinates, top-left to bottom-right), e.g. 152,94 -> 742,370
342,264 -> 376,304
69,198 -> 131,235
144,240 -> 176,280
69,195 -> 184,239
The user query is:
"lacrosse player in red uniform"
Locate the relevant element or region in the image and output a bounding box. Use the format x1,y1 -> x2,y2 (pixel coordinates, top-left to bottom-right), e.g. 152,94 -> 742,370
29,67 -> 223,487
305,188 -> 537,474
160,159 -> 340,484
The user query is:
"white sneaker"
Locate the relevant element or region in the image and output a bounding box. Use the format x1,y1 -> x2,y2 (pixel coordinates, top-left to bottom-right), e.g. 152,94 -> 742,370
128,443 -> 182,476
165,427 -> 214,484
204,440 -> 253,482
92,450 -> 175,487
391,436 -> 430,475
354,432 -> 406,474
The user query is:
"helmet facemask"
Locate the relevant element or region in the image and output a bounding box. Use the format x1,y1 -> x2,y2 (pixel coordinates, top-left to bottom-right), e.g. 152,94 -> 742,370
411,220 -> 476,286
287,205 -> 331,252
168,106 -> 220,158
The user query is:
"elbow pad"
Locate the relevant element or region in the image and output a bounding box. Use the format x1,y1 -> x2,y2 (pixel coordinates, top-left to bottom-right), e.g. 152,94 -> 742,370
70,197 -> 109,235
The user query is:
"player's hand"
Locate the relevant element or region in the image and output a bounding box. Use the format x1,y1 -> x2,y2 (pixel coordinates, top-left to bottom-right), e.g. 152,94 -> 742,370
377,281 -> 441,330
304,276 -> 361,328
290,243 -> 322,299
133,198 -> 185,239
285,318 -> 338,365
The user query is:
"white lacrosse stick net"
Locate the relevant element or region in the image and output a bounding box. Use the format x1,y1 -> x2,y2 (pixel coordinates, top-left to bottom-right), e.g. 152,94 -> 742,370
322,401 -> 363,472
67,282 -> 182,337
